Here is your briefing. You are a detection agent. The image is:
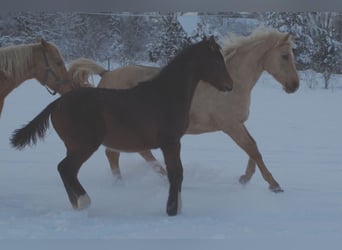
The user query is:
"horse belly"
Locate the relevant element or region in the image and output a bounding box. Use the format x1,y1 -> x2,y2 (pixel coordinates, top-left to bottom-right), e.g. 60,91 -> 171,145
102,126 -> 160,152
186,111 -> 219,134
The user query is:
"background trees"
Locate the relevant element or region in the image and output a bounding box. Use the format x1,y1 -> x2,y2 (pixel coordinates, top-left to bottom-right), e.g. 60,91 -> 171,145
0,12 -> 340,87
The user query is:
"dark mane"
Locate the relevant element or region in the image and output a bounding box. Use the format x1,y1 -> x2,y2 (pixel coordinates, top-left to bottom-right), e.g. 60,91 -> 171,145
158,40 -> 206,76
138,40 -> 210,87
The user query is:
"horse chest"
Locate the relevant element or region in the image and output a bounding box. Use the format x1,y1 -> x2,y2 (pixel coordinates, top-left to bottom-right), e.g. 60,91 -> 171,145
225,94 -> 251,123
189,89 -> 252,133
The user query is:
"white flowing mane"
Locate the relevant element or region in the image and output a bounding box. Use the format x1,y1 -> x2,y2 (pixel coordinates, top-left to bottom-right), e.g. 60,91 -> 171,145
222,26 -> 286,60
0,44 -> 33,82
68,58 -> 106,87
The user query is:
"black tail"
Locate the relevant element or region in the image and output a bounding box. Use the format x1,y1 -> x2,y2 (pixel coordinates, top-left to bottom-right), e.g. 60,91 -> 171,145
10,99 -> 59,150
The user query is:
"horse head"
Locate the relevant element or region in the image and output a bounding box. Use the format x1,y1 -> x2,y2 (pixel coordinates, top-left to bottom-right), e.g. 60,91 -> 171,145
199,36 -> 233,92
35,38 -> 72,95
263,33 -> 300,93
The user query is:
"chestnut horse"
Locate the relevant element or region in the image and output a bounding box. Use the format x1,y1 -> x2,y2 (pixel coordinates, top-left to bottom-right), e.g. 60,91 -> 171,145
0,38 -> 75,118
68,27 -> 300,192
10,37 -> 233,216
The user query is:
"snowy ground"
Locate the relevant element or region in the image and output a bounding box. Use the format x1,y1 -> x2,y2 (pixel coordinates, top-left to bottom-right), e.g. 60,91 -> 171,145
0,72 -> 341,247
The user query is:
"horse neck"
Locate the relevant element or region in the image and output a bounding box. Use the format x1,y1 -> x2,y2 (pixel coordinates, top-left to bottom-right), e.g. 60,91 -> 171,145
20,44 -> 61,91
157,59 -> 201,112
29,45 -> 50,84
227,37 -> 277,95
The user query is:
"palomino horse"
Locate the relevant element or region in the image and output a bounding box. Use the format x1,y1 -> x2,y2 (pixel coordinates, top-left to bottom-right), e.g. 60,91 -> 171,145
0,38 -> 77,118
10,37 -> 233,216
68,27 -> 300,192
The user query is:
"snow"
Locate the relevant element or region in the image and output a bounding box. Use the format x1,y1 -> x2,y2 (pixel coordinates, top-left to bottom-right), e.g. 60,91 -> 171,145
178,13 -> 199,35
0,73 -> 341,247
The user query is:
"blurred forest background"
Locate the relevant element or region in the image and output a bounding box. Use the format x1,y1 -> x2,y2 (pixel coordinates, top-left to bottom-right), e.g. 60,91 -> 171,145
0,12 -> 341,87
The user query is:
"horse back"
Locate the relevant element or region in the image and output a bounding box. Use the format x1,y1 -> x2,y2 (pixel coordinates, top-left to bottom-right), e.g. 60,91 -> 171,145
99,65 -> 160,89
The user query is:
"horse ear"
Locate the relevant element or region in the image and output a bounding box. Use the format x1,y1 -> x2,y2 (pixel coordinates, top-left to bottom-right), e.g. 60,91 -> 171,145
289,33 -> 296,41
208,35 -> 218,51
208,35 -> 216,43
38,37 -> 49,48
281,33 -> 291,44
36,37 -> 42,43
276,33 -> 291,47
283,33 -> 291,42
202,35 -> 207,41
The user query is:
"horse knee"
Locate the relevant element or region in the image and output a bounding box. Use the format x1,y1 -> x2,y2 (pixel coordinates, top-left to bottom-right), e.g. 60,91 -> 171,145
57,159 -> 68,175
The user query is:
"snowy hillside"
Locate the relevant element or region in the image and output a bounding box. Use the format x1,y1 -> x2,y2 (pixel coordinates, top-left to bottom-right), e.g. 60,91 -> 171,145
0,72 -> 341,247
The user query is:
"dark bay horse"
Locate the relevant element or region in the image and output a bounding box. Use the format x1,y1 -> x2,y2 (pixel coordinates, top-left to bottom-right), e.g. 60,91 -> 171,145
68,27 -> 299,192
10,36 -> 233,216
0,38 -> 74,118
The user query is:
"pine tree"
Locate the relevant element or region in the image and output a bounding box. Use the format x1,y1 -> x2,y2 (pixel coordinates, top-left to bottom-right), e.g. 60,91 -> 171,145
147,13 -> 191,65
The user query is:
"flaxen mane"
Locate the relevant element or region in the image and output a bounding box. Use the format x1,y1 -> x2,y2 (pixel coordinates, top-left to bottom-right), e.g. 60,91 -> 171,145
0,44 -> 33,82
222,26 -> 290,61
68,58 -> 107,87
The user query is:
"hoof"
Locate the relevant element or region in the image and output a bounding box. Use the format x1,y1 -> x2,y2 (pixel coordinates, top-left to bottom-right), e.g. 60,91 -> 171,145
269,185 -> 284,193
157,167 -> 167,176
167,192 -> 182,216
239,175 -> 251,185
112,174 -> 123,184
111,168 -> 122,180
167,205 -> 178,216
167,198 -> 178,216
74,194 -> 91,210
151,162 -> 167,176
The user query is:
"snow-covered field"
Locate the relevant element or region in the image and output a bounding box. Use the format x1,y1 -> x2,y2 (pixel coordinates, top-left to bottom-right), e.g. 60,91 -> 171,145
0,73 -> 341,247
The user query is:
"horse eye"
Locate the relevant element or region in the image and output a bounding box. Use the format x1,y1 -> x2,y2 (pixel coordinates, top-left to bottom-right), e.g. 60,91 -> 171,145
282,54 -> 289,60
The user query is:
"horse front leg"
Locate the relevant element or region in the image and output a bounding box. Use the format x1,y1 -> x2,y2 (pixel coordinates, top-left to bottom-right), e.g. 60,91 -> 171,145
223,124 -> 283,192
161,141 -> 183,216
58,148 -> 97,210
139,150 -> 167,176
105,148 -> 122,180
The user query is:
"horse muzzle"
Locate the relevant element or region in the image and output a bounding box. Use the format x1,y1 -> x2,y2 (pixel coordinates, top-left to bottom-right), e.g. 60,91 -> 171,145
284,81 -> 299,93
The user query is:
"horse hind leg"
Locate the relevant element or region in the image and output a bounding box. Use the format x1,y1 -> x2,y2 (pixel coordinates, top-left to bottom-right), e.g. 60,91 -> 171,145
58,148 -> 97,210
139,150 -> 167,176
105,148 -> 122,181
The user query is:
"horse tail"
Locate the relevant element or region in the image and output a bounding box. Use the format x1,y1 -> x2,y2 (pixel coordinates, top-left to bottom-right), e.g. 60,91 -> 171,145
10,99 -> 59,150
68,58 -> 108,87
